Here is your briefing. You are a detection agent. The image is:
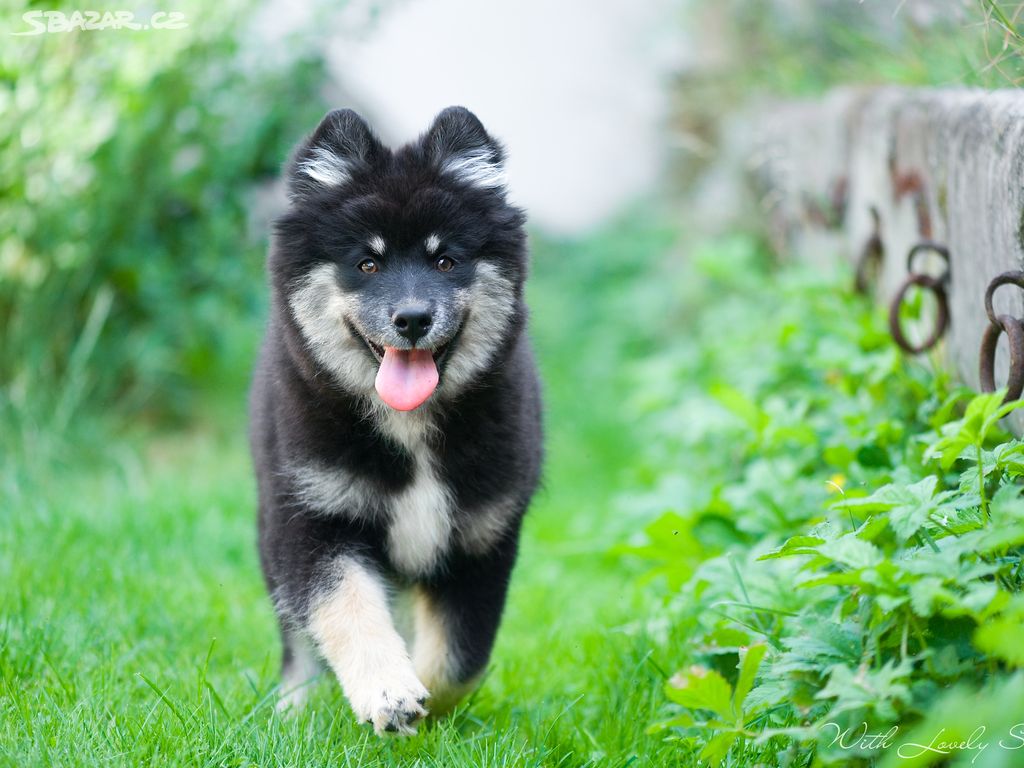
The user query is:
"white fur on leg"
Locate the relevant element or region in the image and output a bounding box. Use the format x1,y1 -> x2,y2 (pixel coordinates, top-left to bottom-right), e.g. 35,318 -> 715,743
412,587 -> 477,715
276,633 -> 321,713
309,557 -> 429,734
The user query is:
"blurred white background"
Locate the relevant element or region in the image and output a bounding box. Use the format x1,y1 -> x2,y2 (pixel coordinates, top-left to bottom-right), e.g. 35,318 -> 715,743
253,0 -> 685,234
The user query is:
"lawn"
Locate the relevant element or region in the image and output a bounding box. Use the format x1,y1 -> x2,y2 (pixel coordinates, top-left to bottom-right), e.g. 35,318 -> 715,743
11,4 -> 1024,766
0,218 -> 685,767
8,211 -> 1024,768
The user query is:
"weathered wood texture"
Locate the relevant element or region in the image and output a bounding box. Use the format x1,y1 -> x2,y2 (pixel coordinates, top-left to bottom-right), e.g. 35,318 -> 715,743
754,87 -> 1024,401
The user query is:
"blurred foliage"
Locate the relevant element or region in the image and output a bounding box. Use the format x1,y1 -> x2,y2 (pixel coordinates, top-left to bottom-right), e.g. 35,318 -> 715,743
622,236 -> 1024,766
670,1 -> 1024,186
686,0 -> 1024,95
0,1 -> 328,434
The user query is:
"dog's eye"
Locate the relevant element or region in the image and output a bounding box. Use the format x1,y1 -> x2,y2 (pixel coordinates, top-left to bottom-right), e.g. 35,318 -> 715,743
435,257 -> 455,273
358,259 -> 379,274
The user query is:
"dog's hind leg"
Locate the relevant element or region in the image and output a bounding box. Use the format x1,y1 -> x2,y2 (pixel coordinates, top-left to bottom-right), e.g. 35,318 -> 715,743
413,537 -> 518,715
276,630 -> 321,713
411,586 -> 479,714
308,555 -> 428,734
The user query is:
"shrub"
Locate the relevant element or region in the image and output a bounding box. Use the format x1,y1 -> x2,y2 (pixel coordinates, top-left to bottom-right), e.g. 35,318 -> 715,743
623,237 -> 1024,766
0,1 -> 328,431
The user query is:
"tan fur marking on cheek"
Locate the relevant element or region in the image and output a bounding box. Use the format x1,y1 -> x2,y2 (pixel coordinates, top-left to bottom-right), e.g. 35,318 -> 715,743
442,262 -> 517,391
288,264 -> 377,392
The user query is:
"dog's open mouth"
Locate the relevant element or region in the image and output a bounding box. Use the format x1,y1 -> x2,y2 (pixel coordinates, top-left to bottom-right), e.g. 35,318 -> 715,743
349,323 -> 459,412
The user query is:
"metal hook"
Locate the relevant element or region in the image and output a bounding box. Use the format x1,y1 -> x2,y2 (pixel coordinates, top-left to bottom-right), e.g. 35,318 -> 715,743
888,242 -> 951,354
855,206 -> 884,294
979,272 -> 1024,403
984,271 -> 1024,328
906,241 -> 950,283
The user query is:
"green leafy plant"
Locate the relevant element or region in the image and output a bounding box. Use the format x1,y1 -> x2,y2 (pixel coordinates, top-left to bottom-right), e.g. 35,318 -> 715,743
622,236 -> 1024,767
654,644 -> 768,766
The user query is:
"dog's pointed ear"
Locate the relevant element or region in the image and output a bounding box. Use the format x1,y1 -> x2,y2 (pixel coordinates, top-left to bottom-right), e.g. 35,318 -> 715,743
425,107 -> 506,192
288,109 -> 384,198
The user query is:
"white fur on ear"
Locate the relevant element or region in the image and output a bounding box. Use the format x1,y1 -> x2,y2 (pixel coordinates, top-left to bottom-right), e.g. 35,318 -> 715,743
298,146 -> 352,188
290,109 -> 382,198
440,146 -> 506,191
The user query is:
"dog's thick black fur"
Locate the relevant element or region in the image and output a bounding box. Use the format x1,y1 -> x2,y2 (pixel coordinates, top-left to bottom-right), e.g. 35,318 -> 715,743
249,107 -> 542,734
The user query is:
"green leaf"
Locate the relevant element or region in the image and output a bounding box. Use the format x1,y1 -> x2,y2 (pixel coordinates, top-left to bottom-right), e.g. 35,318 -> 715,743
665,666 -> 734,719
949,583 -> 1003,620
924,390 -> 1015,468
933,435 -> 973,470
616,511 -> 704,590
710,383 -> 769,435
982,397 -> 1024,441
995,440 -> 1024,476
646,711 -> 695,733
889,478 -> 945,539
990,483 -> 1024,519
975,597 -> 1024,667
815,661 -> 913,720
908,576 -> 954,617
781,622 -> 861,668
878,675 -> 1024,768
733,644 -> 767,713
816,535 -> 883,569
702,627 -> 752,652
699,731 -> 739,767
757,535 -> 825,560
930,387 -> 974,429
798,571 -> 868,588
836,476 -> 946,540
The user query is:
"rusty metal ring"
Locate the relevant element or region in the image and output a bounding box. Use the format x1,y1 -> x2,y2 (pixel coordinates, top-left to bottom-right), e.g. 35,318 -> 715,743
906,241 -> 950,282
979,314 -> 1024,403
888,274 -> 949,354
854,207 -> 884,295
984,271 -> 1024,328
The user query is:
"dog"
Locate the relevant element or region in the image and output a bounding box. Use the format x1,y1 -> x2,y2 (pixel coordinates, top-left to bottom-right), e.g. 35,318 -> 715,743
249,106 -> 543,734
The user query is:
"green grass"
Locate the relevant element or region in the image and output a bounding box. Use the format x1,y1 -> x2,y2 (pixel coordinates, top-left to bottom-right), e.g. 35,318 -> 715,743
8,213 -> 1024,768
0,217 -> 685,767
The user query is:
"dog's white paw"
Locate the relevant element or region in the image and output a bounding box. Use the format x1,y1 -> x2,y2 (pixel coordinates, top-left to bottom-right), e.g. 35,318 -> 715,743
349,670 -> 429,735
275,685 -> 309,715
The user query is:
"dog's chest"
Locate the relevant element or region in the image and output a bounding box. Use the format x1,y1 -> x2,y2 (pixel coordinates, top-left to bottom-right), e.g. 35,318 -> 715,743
291,408 -> 513,574
384,451 -> 453,576
372,409 -> 453,577
292,450 -> 453,576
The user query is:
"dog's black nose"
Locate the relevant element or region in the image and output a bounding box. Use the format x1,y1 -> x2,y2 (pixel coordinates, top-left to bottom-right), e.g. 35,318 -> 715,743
392,305 -> 432,344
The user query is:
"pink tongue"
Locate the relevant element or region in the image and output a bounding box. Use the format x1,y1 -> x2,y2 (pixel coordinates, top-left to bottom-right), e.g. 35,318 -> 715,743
374,347 -> 439,411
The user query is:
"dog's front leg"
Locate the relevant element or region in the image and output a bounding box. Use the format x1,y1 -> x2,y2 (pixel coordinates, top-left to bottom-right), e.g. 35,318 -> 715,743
309,555 -> 428,734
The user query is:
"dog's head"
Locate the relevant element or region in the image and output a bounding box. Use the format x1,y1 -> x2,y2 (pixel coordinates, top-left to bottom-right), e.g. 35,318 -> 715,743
271,107 -> 527,411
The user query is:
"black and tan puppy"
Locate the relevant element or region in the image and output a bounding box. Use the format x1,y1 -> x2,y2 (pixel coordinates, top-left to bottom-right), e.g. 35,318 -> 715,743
249,107 -> 542,734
